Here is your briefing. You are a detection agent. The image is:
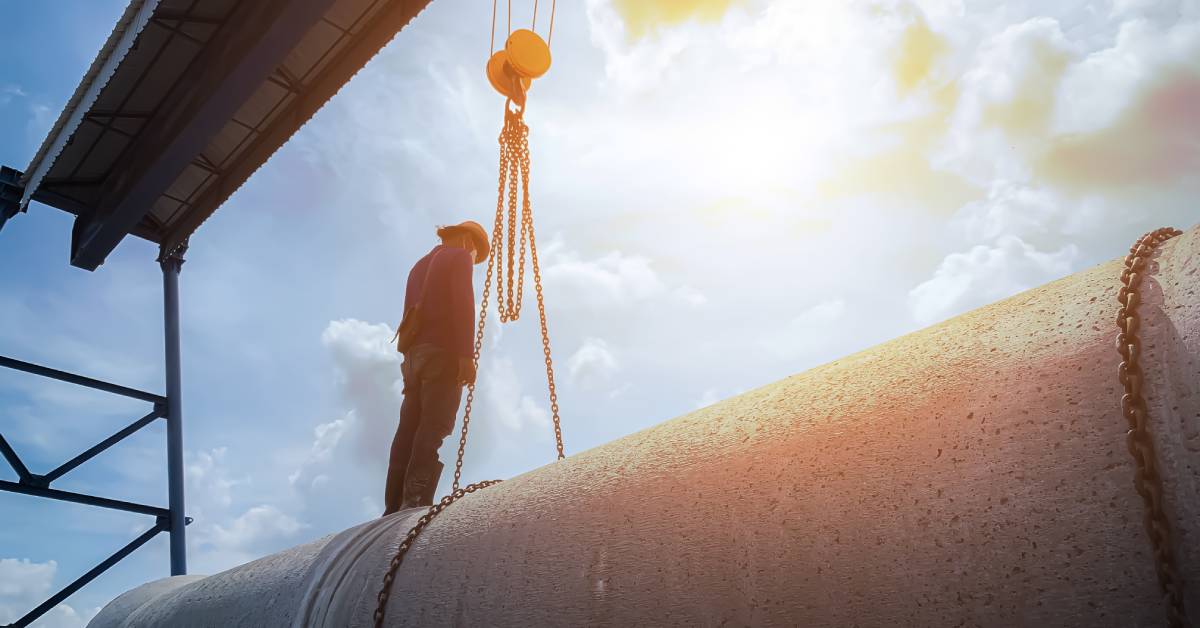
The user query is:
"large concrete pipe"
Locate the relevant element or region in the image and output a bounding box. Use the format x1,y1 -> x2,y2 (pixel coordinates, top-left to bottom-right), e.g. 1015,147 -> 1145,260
91,225 -> 1200,627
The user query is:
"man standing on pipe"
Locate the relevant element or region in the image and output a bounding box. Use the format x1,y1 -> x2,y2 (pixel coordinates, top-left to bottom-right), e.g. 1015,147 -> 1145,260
383,220 -> 490,515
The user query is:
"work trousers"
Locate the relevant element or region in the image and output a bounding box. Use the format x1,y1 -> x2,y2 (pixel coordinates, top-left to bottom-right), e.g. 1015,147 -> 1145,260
383,343 -> 462,514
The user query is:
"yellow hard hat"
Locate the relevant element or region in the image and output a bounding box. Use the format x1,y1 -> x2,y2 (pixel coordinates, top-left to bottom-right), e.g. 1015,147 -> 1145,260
437,220 -> 491,263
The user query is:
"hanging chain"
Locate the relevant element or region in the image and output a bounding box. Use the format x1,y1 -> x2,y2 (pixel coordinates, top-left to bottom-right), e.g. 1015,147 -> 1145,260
519,118 -> 564,459
1115,227 -> 1187,628
484,102 -> 564,459
374,102 -> 565,626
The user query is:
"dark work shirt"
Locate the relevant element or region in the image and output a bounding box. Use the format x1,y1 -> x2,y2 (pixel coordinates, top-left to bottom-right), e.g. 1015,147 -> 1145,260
404,244 -> 475,358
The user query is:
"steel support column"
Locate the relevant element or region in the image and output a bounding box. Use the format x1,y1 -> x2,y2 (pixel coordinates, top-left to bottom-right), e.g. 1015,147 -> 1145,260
161,244 -> 187,575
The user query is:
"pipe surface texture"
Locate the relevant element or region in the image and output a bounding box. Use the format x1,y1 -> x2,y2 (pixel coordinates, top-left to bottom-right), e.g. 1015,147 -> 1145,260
91,226 -> 1200,627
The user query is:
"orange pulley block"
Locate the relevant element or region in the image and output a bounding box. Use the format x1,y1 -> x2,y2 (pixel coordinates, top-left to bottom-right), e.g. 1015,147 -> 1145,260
485,0 -> 554,107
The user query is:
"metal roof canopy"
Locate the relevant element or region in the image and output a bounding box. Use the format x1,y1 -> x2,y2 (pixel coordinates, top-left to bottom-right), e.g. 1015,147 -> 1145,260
3,0 -> 432,270
0,1 -> 434,625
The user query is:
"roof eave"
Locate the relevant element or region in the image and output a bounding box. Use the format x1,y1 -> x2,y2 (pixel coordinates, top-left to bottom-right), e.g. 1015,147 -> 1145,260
20,0 -> 158,211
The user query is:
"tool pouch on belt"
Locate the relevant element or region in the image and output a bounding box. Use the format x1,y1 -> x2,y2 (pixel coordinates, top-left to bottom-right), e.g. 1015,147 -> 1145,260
392,249 -> 443,354
392,307 -> 422,354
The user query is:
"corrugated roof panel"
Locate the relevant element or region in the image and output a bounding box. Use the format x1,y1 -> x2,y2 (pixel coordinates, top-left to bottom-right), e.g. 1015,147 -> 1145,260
283,19 -> 343,81
87,25 -> 167,113
202,121 -> 249,166
74,130 -> 130,180
180,0 -> 239,23
124,30 -> 202,112
150,194 -> 183,223
325,0 -> 378,32
164,163 -> 211,205
302,37 -> 350,85
177,21 -> 220,42
109,116 -> 148,137
349,0 -> 390,34
254,92 -> 296,138
44,125 -> 99,180
203,121 -> 253,168
232,81 -> 290,132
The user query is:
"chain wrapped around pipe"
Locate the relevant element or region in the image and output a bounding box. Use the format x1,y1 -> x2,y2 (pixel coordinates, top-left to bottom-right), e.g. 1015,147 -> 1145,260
1115,226 -> 1187,628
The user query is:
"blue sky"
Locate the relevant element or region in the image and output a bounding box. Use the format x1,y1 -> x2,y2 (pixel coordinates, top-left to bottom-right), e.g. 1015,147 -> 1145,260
2,0 -> 1199,625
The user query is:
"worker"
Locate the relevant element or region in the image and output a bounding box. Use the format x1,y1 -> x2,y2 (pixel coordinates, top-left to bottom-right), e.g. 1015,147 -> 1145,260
383,220 -> 490,515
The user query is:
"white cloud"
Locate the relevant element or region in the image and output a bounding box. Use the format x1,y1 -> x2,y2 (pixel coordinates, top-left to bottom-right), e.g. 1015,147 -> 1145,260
29,603 -> 99,628
320,319 -> 404,465
0,558 -> 97,628
939,16 -> 1076,183
0,558 -> 53,600
0,84 -> 26,107
288,415 -> 352,489
567,337 -> 620,390
542,243 -> 663,309
790,299 -> 847,327
673,285 -> 708,307
207,505 -> 306,553
908,236 -> 1078,326
761,299 -> 849,360
481,355 -> 550,432
186,447 -> 247,514
951,182 -> 1067,247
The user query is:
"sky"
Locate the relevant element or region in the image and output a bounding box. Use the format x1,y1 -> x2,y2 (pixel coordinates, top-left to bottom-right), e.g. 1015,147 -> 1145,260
1,0 -> 1198,624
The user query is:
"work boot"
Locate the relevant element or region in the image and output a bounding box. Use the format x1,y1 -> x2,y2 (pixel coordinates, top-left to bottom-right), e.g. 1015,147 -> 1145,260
401,461 -> 444,509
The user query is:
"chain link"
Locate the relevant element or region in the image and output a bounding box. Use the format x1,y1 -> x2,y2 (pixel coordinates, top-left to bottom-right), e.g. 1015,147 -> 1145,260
372,480 -> 501,628
488,102 -> 564,459
1116,227 -> 1187,628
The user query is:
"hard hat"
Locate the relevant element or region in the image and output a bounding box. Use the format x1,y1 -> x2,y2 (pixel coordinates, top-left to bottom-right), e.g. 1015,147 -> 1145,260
437,220 -> 491,264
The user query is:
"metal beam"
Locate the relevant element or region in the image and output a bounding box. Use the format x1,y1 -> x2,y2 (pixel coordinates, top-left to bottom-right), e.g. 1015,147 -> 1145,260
0,480 -> 170,518
162,246 -> 187,575
71,0 -> 340,270
41,410 -> 163,485
29,188 -> 92,216
7,522 -> 167,628
0,433 -> 32,481
0,355 -> 166,405
0,166 -> 24,232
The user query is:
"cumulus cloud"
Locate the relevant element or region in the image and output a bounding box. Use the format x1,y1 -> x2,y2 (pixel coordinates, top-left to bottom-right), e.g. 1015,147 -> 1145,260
320,319 -> 404,465
186,447 -> 246,514
481,355 -> 551,432
1040,20 -> 1200,188
938,11 -> 1200,191
542,242 -> 663,309
0,558 -> 97,628
908,236 -> 1078,326
939,16 -> 1075,182
0,558 -> 54,601
288,415 -> 352,491
566,337 -> 620,390
206,505 -> 306,554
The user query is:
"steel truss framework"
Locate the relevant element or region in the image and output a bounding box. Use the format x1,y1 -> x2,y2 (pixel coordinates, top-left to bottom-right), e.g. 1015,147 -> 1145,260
0,248 -> 189,628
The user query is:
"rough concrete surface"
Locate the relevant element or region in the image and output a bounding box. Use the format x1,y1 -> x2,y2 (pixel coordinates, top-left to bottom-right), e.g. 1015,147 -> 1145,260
89,225 -> 1200,627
